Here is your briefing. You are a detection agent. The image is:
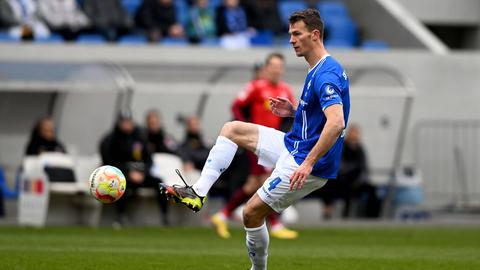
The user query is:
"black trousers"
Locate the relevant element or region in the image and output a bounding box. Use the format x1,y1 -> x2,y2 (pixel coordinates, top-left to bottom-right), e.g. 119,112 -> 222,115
115,175 -> 169,225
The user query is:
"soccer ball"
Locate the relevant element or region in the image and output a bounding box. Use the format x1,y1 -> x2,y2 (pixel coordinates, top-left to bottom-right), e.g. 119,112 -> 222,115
89,165 -> 126,204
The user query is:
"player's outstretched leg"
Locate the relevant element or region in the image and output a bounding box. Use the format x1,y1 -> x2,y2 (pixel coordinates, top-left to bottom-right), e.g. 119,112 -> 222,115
160,121 -> 259,212
159,135 -> 237,211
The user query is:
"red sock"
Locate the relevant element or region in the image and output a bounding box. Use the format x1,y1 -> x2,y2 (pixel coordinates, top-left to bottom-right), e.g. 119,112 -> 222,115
222,189 -> 249,218
267,212 -> 281,227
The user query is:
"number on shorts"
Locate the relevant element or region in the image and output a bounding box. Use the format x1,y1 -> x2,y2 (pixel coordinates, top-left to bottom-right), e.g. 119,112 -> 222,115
268,177 -> 282,191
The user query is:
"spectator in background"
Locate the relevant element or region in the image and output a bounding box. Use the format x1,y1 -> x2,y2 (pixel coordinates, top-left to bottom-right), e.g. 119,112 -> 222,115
0,0 -> 50,40
178,115 -> 210,172
215,0 -> 249,36
135,0 -> 185,42
186,0 -> 216,44
100,111 -> 169,226
36,0 -> 89,41
241,0 -> 282,35
144,109 -> 177,154
215,0 -> 254,48
25,116 -> 66,156
82,0 -> 133,42
318,124 -> 370,219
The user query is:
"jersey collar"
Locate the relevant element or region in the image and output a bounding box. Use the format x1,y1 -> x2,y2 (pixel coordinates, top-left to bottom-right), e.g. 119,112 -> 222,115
308,54 -> 330,74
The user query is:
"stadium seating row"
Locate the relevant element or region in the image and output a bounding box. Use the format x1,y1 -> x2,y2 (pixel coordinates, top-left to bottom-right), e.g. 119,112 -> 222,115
0,0 -> 388,49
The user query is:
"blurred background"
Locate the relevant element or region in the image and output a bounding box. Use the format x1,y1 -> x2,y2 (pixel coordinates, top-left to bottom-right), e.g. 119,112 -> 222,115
0,0 -> 479,229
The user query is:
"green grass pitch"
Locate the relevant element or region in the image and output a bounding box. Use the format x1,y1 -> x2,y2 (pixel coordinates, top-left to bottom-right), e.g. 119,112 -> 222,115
0,226 -> 478,270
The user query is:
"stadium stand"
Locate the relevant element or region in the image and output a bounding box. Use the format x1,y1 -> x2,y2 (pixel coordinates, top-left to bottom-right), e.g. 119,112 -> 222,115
0,0 -> 391,49
278,1 -> 308,28
121,0 -> 142,16
76,33 -> 107,44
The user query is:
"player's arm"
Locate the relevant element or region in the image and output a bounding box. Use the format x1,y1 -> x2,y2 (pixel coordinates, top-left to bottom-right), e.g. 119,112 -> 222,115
289,104 -> 345,190
269,96 -> 297,118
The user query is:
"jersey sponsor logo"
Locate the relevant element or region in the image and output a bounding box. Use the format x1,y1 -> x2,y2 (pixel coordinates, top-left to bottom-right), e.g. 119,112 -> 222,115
299,99 -> 308,106
325,85 -> 335,95
324,94 -> 340,101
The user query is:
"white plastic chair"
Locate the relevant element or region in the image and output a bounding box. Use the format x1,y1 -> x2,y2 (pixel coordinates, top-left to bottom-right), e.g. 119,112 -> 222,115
151,153 -> 198,186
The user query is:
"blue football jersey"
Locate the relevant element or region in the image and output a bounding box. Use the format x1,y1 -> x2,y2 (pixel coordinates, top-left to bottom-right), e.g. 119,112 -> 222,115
284,55 -> 350,179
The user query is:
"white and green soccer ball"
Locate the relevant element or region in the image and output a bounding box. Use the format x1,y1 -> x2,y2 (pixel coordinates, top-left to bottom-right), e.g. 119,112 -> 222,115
89,165 -> 126,204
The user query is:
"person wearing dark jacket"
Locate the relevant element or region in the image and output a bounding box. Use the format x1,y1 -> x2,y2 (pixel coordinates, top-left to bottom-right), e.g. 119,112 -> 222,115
135,0 -> 184,42
100,111 -> 169,226
215,0 -> 250,37
317,124 -> 371,219
144,109 -> 177,154
241,0 -> 283,35
177,116 -> 210,172
82,0 -> 133,42
26,117 -> 66,156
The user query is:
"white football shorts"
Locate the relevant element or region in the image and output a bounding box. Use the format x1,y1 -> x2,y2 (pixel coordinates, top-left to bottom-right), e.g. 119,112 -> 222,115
255,125 -> 328,213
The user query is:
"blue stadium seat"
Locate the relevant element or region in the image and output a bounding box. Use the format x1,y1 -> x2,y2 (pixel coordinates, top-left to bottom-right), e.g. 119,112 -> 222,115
361,40 -> 389,50
324,38 -> 355,49
318,1 -> 349,21
76,34 -> 107,44
160,37 -> 189,46
278,1 -> 307,26
250,30 -> 274,47
324,17 -> 358,46
118,34 -> 147,44
0,166 -> 18,199
200,37 -> 220,47
34,34 -> 65,43
122,0 -> 141,16
0,32 -> 20,43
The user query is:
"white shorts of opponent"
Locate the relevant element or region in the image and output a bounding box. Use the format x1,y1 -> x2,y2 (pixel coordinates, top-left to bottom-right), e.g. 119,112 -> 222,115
255,125 -> 328,213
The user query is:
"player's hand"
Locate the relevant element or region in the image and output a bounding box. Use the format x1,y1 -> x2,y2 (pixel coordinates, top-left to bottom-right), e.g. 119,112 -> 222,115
269,96 -> 295,117
289,162 -> 313,191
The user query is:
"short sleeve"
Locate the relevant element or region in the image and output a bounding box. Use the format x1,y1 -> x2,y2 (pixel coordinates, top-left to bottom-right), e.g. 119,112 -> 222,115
316,81 -> 343,111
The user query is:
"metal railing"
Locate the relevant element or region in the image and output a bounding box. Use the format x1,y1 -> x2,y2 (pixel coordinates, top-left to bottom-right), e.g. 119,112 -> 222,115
414,120 -> 480,210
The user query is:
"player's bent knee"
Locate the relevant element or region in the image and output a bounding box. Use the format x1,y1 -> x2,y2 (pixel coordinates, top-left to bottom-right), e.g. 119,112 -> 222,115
242,206 -> 256,228
220,121 -> 237,139
220,121 -> 245,142
243,203 -> 264,228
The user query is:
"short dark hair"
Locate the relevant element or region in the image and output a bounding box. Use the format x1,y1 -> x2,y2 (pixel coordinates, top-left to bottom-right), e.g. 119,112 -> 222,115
289,8 -> 324,39
265,52 -> 284,65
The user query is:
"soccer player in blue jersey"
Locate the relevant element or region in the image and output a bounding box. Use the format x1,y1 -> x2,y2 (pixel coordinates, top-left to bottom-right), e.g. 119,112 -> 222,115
160,8 -> 350,270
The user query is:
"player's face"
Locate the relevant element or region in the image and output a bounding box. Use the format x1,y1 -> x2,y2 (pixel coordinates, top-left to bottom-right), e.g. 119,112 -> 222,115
289,21 -> 314,57
265,57 -> 284,84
